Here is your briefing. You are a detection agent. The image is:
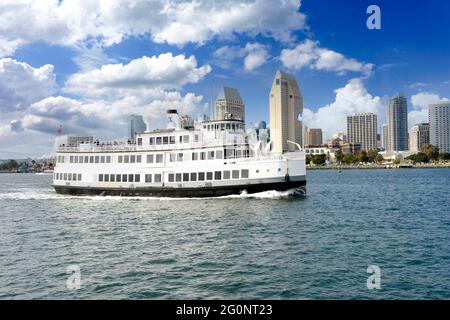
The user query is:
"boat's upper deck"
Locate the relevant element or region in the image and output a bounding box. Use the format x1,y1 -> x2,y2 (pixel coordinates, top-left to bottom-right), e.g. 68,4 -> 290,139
56,119 -> 249,153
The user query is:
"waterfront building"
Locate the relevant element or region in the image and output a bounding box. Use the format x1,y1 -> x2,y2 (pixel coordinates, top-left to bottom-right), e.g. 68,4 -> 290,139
340,142 -> 362,155
269,70 -> 303,154
332,132 -> 347,142
379,150 -> 414,161
325,138 -> 343,148
304,147 -> 338,162
305,128 -> 323,147
347,113 -> 378,151
388,93 -> 408,151
409,123 -> 430,153
128,115 -> 147,140
213,86 -> 245,121
377,133 -> 381,149
429,101 -> 450,153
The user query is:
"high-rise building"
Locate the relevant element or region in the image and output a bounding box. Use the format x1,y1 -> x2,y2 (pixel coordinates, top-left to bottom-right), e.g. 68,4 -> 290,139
305,128 -> 323,147
376,133 -> 381,149
340,143 -> 362,155
429,101 -> 450,153
128,114 -> 147,140
346,113 -> 378,151
388,93 -> 408,151
409,123 -> 430,153
302,125 -> 308,147
214,86 -> 245,121
381,124 -> 389,151
269,70 -> 303,153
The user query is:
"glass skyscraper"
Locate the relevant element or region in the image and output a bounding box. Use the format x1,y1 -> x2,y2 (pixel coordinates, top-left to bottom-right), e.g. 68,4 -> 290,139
128,114 -> 147,140
388,93 -> 408,151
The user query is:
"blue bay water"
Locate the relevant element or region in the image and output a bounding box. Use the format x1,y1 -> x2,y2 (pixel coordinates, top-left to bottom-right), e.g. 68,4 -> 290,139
0,169 -> 449,299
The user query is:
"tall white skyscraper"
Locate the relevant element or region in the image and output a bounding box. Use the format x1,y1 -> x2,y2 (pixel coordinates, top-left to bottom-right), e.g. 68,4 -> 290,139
347,113 -> 378,151
128,114 -> 147,140
429,101 -> 450,153
388,93 -> 408,151
269,70 -> 303,154
409,123 -> 430,153
214,86 -> 245,121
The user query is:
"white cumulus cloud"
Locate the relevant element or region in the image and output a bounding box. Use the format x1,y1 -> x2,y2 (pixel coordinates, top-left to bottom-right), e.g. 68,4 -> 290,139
410,92 -> 448,109
243,43 -> 269,71
0,58 -> 56,112
213,42 -> 269,71
0,54 -> 209,157
302,78 -> 383,139
64,53 -> 211,97
0,0 -> 306,57
280,39 -> 374,76
408,92 -> 449,126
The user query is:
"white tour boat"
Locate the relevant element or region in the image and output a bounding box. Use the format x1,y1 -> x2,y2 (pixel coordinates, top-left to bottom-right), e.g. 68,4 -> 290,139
53,110 -> 306,197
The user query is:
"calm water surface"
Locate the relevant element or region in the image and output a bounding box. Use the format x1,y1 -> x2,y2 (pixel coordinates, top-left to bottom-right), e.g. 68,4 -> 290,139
0,169 -> 449,299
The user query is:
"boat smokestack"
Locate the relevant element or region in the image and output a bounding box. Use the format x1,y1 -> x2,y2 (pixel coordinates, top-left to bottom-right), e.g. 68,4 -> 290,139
167,109 -> 179,129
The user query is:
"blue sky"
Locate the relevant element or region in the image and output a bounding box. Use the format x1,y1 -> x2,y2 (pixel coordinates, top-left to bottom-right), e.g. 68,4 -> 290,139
1,0 -> 449,158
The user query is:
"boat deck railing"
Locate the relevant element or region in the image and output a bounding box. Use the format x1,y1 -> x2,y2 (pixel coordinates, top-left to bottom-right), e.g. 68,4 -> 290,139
57,144 -> 137,152
57,140 -> 251,153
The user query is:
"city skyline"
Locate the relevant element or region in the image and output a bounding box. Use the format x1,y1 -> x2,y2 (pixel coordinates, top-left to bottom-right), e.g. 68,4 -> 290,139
1,0 -> 450,158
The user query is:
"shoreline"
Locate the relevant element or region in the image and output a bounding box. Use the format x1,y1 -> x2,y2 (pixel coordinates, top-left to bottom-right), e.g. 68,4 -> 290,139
307,164 -> 450,170
2,164 -> 450,174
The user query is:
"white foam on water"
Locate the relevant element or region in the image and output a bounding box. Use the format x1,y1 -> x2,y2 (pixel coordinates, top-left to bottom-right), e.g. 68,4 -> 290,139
0,188 -> 304,201
215,188 -> 301,199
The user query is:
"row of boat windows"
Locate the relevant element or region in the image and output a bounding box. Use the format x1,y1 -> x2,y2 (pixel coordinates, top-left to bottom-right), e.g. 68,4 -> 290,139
66,155 -> 112,164
54,173 -> 82,181
61,149 -> 252,164
167,170 -> 249,182
140,134 -> 199,146
54,168 -> 278,184
98,173 -> 162,183
96,169 -> 250,184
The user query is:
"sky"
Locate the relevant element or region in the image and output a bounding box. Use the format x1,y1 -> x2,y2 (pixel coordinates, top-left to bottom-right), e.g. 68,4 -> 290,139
0,0 -> 450,158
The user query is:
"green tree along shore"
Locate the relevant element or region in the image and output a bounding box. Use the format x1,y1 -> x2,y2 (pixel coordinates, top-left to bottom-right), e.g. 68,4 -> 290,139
306,154 -> 327,165
0,160 -> 54,172
406,144 -> 450,163
306,144 -> 450,167
308,150 -> 385,166
0,160 -> 19,171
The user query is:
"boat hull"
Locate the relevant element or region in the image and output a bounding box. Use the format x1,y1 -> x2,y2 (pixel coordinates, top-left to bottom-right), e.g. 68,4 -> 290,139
54,180 -> 306,198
